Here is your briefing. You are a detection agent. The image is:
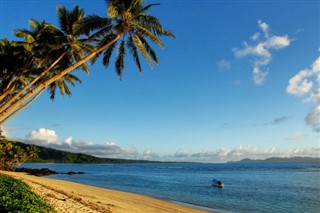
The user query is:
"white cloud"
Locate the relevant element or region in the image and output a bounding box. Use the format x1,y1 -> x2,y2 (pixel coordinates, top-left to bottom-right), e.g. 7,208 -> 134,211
217,59 -> 231,71
0,126 -> 9,137
26,128 -> 58,143
258,20 -> 269,36
169,146 -> 319,163
63,136 -> 73,145
286,131 -> 307,140
174,149 -> 191,158
287,57 -> 320,132
303,87 -> 320,103
305,105 -> 320,132
251,32 -> 260,41
266,35 -> 291,49
287,70 -> 313,96
287,56 -> 320,98
234,20 -> 291,85
63,141 -> 139,159
253,67 -> 269,85
16,129 -> 319,163
143,149 -> 159,160
22,130 -> 138,159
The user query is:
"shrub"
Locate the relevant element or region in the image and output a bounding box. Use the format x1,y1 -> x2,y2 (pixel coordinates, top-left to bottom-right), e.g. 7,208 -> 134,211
0,138 -> 39,170
0,175 -> 55,212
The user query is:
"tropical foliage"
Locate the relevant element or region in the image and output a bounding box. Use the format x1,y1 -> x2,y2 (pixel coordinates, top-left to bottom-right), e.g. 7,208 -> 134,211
0,175 -> 55,212
0,0 -> 174,126
0,139 -> 39,170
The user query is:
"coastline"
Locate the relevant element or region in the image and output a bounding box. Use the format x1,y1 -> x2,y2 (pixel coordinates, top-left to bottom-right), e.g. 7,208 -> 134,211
0,170 -> 213,213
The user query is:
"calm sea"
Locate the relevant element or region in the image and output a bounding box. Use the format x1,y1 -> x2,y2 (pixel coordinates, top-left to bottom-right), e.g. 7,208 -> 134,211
23,162 -> 320,213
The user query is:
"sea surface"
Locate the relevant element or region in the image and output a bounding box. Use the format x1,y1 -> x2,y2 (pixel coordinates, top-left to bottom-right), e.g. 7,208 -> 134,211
23,162 -> 320,213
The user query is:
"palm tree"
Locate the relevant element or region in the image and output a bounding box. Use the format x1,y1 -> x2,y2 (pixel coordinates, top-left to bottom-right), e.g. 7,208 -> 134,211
0,39 -> 36,101
75,0 -> 175,79
0,0 -> 174,126
24,144 -> 39,164
0,6 -> 93,126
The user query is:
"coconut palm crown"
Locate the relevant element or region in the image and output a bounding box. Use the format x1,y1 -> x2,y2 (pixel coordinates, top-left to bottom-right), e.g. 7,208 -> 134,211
0,6 -> 92,125
75,0 -> 175,79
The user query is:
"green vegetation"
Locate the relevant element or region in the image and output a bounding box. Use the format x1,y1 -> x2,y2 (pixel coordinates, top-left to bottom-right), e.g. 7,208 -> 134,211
14,141 -> 159,164
0,175 -> 55,212
0,0 -> 174,126
0,138 -> 39,170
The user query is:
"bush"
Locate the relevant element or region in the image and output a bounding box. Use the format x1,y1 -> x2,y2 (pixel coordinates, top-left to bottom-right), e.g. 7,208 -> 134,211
0,138 -> 39,171
0,175 -> 55,212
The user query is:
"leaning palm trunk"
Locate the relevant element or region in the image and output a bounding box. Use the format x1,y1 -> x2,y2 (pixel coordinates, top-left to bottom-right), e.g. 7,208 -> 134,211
0,34 -> 121,125
0,89 -> 45,126
0,52 -> 66,108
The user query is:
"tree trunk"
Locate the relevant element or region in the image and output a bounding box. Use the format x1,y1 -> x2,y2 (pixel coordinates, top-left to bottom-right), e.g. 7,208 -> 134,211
0,34 -> 121,125
0,89 -> 45,126
0,52 -> 66,108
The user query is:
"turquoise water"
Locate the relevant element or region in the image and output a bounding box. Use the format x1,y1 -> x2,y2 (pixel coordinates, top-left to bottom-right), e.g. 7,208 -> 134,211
23,162 -> 320,213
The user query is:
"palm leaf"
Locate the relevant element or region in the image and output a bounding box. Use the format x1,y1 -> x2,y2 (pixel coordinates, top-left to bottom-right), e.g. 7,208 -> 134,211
107,0 -> 122,18
102,41 -> 117,68
141,3 -> 160,12
127,35 -> 142,73
73,15 -> 112,37
138,36 -> 158,64
115,40 -> 126,78
136,25 -> 163,48
133,35 -> 152,68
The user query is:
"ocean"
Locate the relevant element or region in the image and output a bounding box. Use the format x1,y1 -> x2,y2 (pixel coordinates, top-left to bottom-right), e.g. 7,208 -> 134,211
23,162 -> 320,213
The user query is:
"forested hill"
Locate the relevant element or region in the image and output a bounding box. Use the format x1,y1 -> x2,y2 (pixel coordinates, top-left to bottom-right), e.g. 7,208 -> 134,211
228,157 -> 320,163
15,141 -> 158,164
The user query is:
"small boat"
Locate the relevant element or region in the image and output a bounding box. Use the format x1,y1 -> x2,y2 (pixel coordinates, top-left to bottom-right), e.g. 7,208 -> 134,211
212,179 -> 224,188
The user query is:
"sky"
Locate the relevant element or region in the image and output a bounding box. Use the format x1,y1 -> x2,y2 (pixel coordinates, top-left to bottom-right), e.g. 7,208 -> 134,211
0,0 -> 319,163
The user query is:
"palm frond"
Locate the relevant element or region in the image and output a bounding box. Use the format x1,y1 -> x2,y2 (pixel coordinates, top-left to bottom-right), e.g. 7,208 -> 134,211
115,40 -> 126,78
127,35 -> 142,73
87,25 -> 113,41
107,0 -> 122,18
133,35 -> 152,68
73,15 -> 112,37
57,6 -> 69,35
136,14 -> 175,38
141,3 -> 160,13
28,19 -> 41,29
136,25 -> 163,48
138,36 -> 158,64
102,41 -> 117,68
14,30 -> 35,43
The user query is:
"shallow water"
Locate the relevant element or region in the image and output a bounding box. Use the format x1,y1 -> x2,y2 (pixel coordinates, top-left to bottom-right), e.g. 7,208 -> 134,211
23,162 -> 320,213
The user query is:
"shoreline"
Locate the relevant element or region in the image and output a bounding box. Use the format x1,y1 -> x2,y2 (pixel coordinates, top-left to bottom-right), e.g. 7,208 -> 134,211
0,170 -> 214,213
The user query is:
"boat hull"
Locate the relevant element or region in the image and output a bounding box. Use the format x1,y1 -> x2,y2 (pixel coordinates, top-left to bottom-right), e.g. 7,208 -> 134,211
212,183 -> 224,188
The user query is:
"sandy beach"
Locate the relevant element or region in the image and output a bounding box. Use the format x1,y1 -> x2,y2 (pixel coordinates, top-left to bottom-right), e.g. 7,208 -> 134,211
0,171 -> 212,213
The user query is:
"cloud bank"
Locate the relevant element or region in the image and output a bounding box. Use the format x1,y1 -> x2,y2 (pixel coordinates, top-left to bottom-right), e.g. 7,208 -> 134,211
13,128 -> 319,163
234,20 -> 291,85
170,146 -> 319,163
23,129 -> 139,159
287,56 -> 320,132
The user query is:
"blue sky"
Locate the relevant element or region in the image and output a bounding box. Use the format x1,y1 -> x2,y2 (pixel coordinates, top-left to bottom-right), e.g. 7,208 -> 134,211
1,0 -> 319,162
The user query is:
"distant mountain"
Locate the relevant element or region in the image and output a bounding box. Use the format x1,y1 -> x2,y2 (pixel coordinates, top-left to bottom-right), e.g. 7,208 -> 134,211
15,141 -> 159,164
228,156 -> 320,163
